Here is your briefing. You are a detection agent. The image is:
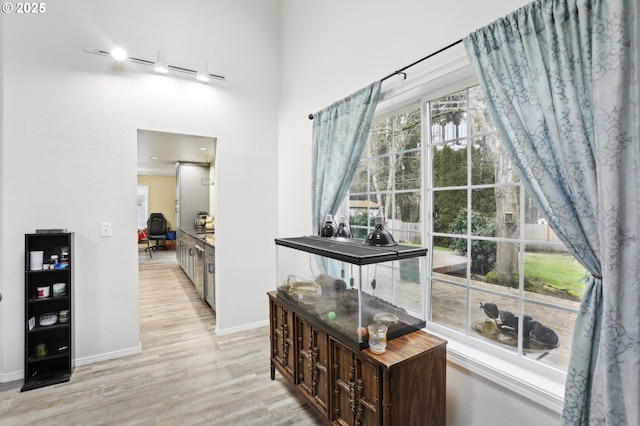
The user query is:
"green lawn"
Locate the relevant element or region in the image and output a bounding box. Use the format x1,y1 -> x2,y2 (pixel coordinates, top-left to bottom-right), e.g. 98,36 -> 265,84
524,252 -> 588,299
433,245 -> 588,300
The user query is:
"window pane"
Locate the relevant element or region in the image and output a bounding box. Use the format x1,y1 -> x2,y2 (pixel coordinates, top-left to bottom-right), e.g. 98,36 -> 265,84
471,137 -> 496,185
390,192 -> 422,245
485,241 -> 520,286
431,279 -> 466,333
351,159 -> 369,193
369,156 -> 390,192
369,117 -> 393,157
434,189 -> 466,234
523,300 -> 576,370
430,90 -> 468,143
432,237 -> 468,280
395,151 -> 421,190
523,245 -> 588,300
393,192 -> 421,223
394,109 -> 422,150
470,187 -> 496,219
432,143 -> 467,187
472,290 -> 519,354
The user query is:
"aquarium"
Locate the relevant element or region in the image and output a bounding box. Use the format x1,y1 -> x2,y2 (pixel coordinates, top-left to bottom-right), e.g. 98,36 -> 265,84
275,236 -> 427,350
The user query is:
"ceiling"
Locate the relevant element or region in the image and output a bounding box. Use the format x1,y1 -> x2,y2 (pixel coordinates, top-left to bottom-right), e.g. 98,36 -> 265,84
137,129 -> 217,176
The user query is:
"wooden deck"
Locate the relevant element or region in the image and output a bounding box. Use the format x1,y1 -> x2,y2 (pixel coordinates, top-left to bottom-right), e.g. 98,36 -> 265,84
360,252 -> 578,372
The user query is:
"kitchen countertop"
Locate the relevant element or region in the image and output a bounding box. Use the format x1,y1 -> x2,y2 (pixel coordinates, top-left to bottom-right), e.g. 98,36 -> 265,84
178,227 -> 215,248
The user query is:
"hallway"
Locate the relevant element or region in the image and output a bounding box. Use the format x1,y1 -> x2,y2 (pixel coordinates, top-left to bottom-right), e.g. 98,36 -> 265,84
0,250 -> 320,425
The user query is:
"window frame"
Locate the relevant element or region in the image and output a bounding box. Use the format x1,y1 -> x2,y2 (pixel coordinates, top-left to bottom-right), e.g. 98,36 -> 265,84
353,46 -> 567,413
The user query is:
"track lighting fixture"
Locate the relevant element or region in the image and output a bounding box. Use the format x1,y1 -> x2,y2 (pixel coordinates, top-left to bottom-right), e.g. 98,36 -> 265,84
196,62 -> 210,82
154,51 -> 168,74
110,45 -> 127,61
84,46 -> 225,83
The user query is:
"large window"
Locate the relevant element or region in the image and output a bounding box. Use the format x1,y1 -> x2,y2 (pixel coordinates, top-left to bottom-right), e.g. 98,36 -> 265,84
349,84 -> 586,375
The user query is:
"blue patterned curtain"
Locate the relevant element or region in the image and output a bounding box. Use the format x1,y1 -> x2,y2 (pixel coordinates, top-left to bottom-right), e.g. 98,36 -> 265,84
463,0 -> 639,424
312,81 -> 381,235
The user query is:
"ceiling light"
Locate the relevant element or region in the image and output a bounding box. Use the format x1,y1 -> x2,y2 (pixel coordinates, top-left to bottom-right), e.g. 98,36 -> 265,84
151,156 -> 159,160
199,147 -> 207,151
110,45 -> 128,61
84,47 -> 225,82
196,62 -> 210,82
154,51 -> 168,74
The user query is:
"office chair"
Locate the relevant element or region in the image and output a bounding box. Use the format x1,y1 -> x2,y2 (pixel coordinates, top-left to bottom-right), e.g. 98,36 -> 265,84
146,213 -> 168,254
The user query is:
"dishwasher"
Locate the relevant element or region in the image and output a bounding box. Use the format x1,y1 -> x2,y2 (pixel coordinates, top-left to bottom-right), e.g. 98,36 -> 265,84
194,241 -> 205,300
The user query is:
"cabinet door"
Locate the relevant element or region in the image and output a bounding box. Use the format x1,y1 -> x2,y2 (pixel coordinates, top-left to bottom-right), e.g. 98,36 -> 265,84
204,250 -> 215,310
332,338 -> 381,426
332,338 -> 356,426
187,243 -> 195,283
354,356 -> 380,426
270,300 -> 295,382
296,318 -> 329,416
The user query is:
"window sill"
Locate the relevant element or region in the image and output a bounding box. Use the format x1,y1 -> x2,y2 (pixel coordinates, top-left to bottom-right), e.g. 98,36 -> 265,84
429,329 -> 565,414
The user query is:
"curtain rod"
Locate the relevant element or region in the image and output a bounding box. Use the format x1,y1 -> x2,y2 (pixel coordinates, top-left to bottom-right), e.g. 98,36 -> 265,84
308,38 -> 463,120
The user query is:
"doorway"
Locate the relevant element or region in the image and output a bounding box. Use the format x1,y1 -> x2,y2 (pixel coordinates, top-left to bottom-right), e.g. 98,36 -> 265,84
136,129 -> 217,252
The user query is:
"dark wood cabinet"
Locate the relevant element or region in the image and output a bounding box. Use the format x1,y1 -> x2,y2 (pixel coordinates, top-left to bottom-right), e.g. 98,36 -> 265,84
22,232 -> 74,392
270,297 -> 295,383
269,291 -> 447,426
332,337 -> 380,426
297,317 -> 330,417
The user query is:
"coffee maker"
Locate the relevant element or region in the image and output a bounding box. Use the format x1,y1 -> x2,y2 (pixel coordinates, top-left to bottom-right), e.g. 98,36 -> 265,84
194,212 -> 208,230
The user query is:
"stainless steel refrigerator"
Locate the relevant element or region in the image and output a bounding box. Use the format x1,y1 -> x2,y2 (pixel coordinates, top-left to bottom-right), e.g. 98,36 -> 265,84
175,162 -> 211,229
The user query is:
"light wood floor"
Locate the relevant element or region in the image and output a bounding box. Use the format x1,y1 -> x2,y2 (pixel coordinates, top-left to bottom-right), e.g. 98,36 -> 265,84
0,250 -> 323,425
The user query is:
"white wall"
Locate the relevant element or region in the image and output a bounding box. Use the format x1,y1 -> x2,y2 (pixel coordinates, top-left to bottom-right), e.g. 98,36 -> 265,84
277,0 -> 561,424
1,0 -> 279,379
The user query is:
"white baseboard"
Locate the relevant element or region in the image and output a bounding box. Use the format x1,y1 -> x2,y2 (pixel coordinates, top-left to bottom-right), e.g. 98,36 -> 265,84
74,343 -> 142,366
216,320 -> 269,336
0,370 -> 23,383
0,343 -> 142,384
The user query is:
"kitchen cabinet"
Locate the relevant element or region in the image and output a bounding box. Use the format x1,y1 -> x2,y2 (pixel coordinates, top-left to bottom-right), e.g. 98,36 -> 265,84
176,229 -> 209,303
193,241 -> 204,299
204,245 -> 215,310
176,231 -> 187,270
269,292 -> 447,426
177,230 -> 195,282
22,232 -> 74,392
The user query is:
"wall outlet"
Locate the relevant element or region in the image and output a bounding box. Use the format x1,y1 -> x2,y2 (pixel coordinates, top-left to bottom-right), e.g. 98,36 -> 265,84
101,222 -> 112,237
